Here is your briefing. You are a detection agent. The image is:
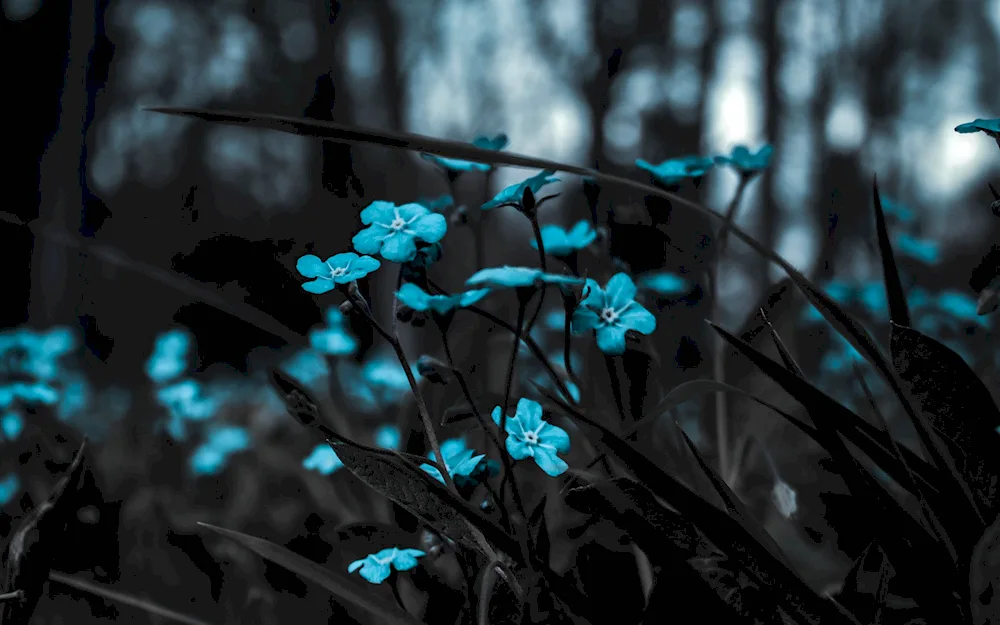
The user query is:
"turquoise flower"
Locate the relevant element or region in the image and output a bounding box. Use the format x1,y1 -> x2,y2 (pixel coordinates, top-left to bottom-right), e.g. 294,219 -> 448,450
309,307 -> 358,356
419,437 -> 485,485
636,156 -> 715,186
482,170 -> 560,211
156,379 -> 219,439
421,134 -> 508,176
491,398 -> 570,477
303,444 -> 343,475
0,382 -> 59,407
571,273 -> 657,355
466,266 -> 584,289
954,118 -> 1000,136
416,195 -> 455,213
880,197 -> 916,223
1,411 -> 23,441
635,271 -> 689,297
352,201 -> 448,263
374,424 -> 401,450
0,326 -> 75,381
145,329 -> 192,384
894,233 -> 940,265
0,473 -> 20,507
531,220 -> 597,257
281,349 -> 330,387
348,547 -> 426,584
189,425 -> 251,476
936,290 -> 988,328
296,252 -> 381,294
395,283 -> 491,315
714,145 -> 774,176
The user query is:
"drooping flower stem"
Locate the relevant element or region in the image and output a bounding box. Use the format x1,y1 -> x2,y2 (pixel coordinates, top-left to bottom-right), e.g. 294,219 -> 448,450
438,326 -> 527,533
604,355 -> 628,422
523,217 -> 548,335
710,176 -> 750,484
425,278 -> 575,402
497,290 -> 531,525
348,282 -> 458,494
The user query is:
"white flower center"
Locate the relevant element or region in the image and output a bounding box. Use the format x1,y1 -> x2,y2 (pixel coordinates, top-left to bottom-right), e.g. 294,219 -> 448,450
330,266 -> 347,277
600,307 -> 619,324
523,431 -> 539,445
388,217 -> 407,232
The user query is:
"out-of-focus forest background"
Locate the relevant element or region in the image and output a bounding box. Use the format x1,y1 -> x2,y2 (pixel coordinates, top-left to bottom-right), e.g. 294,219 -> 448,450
2,0 -> 999,623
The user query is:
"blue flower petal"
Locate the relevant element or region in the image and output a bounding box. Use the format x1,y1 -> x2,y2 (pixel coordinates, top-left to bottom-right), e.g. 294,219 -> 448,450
396,283 -> 433,311
538,422 -> 571,453
380,232 -> 419,263
954,118 -> 1000,134
619,305 -> 656,334
604,273 -> 638,309
360,200 -> 397,225
296,254 -> 327,278
596,325 -> 628,355
302,279 -> 337,294
359,560 -> 392,584
409,213 -> 448,243
531,447 -> 569,477
515,397 -> 543,431
344,255 -> 381,281
352,225 -> 389,256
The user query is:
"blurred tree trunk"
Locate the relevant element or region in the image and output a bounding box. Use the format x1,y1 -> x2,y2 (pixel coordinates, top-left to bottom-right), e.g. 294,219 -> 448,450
31,0 -> 98,327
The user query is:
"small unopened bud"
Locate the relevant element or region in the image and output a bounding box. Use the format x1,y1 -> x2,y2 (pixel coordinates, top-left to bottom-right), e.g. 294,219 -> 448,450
480,497 -> 494,513
450,205 -> 469,226
339,301 -> 354,316
416,355 -> 449,384
522,187 -> 536,215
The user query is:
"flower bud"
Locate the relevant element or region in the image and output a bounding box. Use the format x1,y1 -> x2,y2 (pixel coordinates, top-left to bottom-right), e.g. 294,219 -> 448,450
339,301 -> 354,316
416,355 -> 449,384
450,205 -> 469,226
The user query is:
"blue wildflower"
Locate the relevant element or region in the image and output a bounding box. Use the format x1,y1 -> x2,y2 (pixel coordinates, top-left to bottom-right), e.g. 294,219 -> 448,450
530,220 -> 597,257
281,349 -> 330,388
635,271 -> 689,297
145,329 -> 192,383
352,201 -> 448,264
465,266 -> 584,289
416,195 -> 455,213
395,283 -> 491,315
189,425 -> 251,476
880,197 -> 916,223
936,291 -> 987,327
894,233 -> 940,265
419,437 -> 485,485
714,145 -> 774,176
857,281 -> 888,320
0,473 -> 20,507
0,382 -> 59,407
491,398 -> 570,477
303,443 -> 343,475
421,133 -> 508,176
362,350 -> 418,401
374,424 -> 401,450
1,411 -> 24,441
571,273 -> 657,355
310,307 -> 358,356
482,170 -> 560,211
56,374 -> 90,422
348,547 -> 426,584
636,156 -> 715,186
954,118 -> 1000,136
0,327 -> 75,381
296,252 -> 381,294
156,379 -> 219,439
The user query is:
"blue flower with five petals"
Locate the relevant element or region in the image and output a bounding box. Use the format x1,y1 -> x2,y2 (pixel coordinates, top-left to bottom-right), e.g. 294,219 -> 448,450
1,411 -> 24,441
309,307 -> 358,356
352,201 -> 448,263
466,266 -> 583,289
395,283 -> 491,315
296,252 -> 381,294
303,443 -> 344,475
419,437 -> 486,485
482,170 -> 560,211
713,145 -> 774,176
636,156 -> 715,186
374,424 -> 401,450
954,118 -> 1000,136
0,473 -> 20,507
571,273 -> 657,355
491,398 -> 570,477
189,425 -> 251,476
635,271 -> 689,297
145,329 -> 192,384
530,220 -> 597,257
421,134 -> 508,176
348,547 -> 426,584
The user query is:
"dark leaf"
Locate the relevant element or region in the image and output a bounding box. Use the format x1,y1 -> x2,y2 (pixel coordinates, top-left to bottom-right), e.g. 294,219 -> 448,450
270,369 -> 522,565
477,561 -> 523,625
197,523 -> 418,625
970,513 -> 1000,625
976,276 -> 1000,316
532,382 -> 859,625
872,178 -> 911,327
569,541 -> 646,625
737,278 -> 795,345
761,307 -> 804,377
890,323 -> 1000,521
46,571 -> 212,625
2,439 -> 87,625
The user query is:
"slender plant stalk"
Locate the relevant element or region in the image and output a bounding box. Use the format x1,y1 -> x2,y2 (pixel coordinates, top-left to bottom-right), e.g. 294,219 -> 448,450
523,216 -> 549,334
710,176 -> 750,484
350,281 -> 458,494
497,295 -> 530,524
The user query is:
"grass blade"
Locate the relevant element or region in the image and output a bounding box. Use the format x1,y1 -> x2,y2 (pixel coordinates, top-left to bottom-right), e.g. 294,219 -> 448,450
48,571 -> 215,625
872,178 -> 911,327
